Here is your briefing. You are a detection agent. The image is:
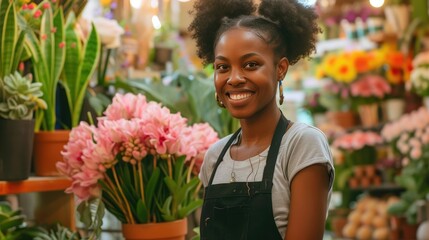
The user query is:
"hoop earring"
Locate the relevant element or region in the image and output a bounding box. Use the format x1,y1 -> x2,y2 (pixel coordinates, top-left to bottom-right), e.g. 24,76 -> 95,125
278,80 -> 284,105
215,92 -> 225,108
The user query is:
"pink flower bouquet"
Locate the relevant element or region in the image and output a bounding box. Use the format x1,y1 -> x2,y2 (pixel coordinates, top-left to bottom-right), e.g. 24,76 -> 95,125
381,107 -> 429,162
57,93 -> 218,232
332,130 -> 383,165
350,74 -> 391,105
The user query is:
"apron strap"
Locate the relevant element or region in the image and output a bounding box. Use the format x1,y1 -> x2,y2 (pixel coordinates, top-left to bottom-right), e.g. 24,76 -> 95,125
208,128 -> 242,185
261,115 -> 289,188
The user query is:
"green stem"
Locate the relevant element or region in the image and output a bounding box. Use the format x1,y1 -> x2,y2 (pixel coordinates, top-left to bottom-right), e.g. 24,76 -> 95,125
97,45 -> 104,86
138,161 -> 145,204
100,48 -> 112,87
112,168 -> 135,224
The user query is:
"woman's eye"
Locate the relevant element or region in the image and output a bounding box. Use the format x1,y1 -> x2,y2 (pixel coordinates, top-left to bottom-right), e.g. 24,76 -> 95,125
215,64 -> 229,72
244,62 -> 258,69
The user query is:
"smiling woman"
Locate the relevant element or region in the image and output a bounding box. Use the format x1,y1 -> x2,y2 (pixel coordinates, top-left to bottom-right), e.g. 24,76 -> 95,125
188,0 -> 335,239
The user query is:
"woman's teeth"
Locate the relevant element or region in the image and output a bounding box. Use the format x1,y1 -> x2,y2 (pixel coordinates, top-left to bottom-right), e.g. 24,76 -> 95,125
229,93 -> 252,100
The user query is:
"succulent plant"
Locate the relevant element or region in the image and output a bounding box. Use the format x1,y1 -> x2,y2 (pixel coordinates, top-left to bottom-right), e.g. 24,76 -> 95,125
34,223 -> 82,240
0,201 -> 45,240
0,71 -> 47,120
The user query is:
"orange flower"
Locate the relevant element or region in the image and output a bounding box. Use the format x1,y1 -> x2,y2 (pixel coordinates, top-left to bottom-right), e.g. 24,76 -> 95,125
386,51 -> 404,69
385,66 -> 403,84
354,51 -> 372,73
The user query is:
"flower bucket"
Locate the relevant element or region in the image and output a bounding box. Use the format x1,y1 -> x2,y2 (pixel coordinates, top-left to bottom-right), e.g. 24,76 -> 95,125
358,103 -> 379,127
33,130 -> 70,176
423,96 -> 429,110
122,218 -> 188,240
0,119 -> 35,181
327,111 -> 357,129
384,98 -> 405,122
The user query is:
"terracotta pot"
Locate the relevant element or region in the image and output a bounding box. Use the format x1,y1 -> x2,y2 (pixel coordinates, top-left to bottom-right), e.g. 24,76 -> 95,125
357,103 -> 379,127
353,165 -> 365,178
327,111 -> 357,129
364,165 -> 376,178
402,223 -> 419,240
122,218 -> 188,240
33,130 -> 70,176
348,177 -> 360,188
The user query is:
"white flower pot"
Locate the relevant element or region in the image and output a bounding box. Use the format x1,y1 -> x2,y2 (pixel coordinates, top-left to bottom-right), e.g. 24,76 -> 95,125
424,96 -> 429,110
385,99 -> 406,122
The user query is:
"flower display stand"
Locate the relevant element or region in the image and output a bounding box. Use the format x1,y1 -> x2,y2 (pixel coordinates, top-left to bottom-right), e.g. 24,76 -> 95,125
122,218 -> 188,240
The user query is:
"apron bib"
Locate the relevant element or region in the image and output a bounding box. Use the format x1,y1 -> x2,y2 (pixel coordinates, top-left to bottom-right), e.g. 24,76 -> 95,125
200,115 -> 289,240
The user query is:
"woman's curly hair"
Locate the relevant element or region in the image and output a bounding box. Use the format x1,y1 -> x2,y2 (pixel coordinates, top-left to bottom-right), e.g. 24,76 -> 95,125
188,0 -> 320,66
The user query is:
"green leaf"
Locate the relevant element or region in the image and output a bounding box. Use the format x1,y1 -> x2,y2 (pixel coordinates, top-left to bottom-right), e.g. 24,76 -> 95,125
177,199 -> 203,219
136,199 -> 148,223
1,2 -> 17,78
0,215 -> 25,232
164,177 -> 178,194
76,199 -> 104,237
146,167 -> 160,212
52,8 -> 65,93
11,31 -> 26,72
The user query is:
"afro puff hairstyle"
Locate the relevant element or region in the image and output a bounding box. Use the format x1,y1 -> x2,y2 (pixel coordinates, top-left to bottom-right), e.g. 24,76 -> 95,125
188,0 -> 321,66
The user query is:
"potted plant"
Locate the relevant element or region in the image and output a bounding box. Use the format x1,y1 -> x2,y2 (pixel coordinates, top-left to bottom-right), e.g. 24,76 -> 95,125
0,72 -> 47,181
0,201 -> 46,239
332,130 -> 383,188
349,74 -> 391,127
0,0 -> 47,181
62,13 -> 101,128
56,93 -> 219,239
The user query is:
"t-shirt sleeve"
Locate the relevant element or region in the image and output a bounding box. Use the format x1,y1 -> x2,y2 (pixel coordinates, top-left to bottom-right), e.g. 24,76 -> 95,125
284,125 -> 334,190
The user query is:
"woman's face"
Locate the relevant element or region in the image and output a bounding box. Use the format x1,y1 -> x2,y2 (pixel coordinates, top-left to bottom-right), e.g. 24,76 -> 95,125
214,28 -> 288,119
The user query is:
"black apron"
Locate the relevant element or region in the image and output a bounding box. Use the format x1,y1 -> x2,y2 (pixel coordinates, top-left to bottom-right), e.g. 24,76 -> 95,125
200,115 -> 290,240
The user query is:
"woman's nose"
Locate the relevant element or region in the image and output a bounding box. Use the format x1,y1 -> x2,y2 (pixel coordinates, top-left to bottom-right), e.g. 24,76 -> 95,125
227,69 -> 245,86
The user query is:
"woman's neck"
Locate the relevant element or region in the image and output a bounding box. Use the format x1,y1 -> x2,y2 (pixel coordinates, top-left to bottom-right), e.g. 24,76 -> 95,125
238,107 -> 282,148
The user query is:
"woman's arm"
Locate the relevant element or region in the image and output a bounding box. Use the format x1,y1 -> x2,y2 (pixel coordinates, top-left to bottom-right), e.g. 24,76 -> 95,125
284,163 -> 330,240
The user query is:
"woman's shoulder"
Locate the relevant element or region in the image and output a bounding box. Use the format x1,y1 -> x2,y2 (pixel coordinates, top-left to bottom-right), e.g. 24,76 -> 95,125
286,122 -> 328,142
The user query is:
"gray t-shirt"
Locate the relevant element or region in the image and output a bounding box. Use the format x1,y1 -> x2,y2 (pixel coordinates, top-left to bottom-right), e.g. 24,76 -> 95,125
199,122 -> 335,239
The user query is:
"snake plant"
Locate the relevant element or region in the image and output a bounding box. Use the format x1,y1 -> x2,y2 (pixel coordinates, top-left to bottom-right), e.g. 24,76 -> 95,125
62,13 -> 100,127
0,71 -> 47,120
21,1 -> 66,131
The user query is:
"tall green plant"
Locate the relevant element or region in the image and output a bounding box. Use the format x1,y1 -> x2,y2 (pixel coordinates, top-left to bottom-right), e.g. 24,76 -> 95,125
22,2 -> 66,131
62,14 -> 100,127
0,0 -> 27,79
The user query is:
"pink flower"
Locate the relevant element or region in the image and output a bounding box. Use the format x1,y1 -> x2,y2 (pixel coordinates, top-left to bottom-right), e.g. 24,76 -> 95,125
180,123 -> 219,171
350,75 -> 391,99
61,93 -> 218,203
333,130 -> 382,151
104,93 -> 148,120
33,10 -> 42,18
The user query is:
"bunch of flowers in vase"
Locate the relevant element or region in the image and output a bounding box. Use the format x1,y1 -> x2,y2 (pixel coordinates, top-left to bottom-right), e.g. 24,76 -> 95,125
57,93 -> 219,239
316,49 -> 387,128
332,130 -> 383,188
381,106 -> 429,163
409,50 -> 429,107
382,108 -> 429,226
381,46 -> 411,121
350,74 -> 391,127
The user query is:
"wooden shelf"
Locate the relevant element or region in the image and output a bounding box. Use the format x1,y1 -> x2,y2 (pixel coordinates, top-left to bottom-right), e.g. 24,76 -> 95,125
0,176 -> 71,195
